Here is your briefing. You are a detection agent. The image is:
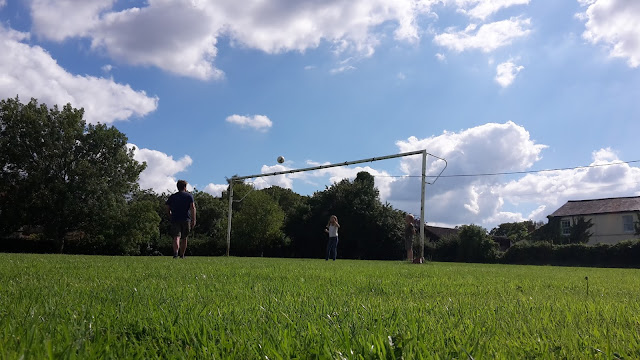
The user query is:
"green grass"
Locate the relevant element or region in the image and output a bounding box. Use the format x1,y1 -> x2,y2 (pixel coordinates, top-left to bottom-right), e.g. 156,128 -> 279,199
1,254 -> 639,359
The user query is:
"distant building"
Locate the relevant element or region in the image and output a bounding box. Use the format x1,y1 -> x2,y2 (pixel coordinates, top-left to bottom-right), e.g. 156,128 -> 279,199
423,225 -> 459,242
420,225 -> 511,250
491,235 -> 512,251
549,196 -> 640,244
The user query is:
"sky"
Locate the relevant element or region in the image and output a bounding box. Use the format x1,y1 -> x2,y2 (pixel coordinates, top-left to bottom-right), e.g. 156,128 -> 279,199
1,0 -> 640,231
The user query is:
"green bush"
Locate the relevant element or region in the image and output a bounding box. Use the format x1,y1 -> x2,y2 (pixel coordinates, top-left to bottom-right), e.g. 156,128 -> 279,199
431,235 -> 459,262
500,241 -> 553,265
457,224 -> 498,263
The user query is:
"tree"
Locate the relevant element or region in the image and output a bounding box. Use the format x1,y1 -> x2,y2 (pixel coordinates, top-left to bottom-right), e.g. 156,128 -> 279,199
456,224 -> 497,262
490,221 -> 533,243
531,216 -> 563,243
190,190 -> 227,255
568,216 -> 593,244
261,186 -> 307,216
96,195 -> 160,255
0,97 -> 146,252
530,216 -> 593,245
191,190 -> 226,239
232,188 -> 285,256
287,171 -> 405,260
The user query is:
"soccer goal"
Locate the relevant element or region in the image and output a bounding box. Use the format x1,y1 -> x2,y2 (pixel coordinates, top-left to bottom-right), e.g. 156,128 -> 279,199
225,150 -> 447,259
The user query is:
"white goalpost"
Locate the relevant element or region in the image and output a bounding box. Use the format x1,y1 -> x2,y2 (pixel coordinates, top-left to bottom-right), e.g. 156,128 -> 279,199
225,150 -> 447,258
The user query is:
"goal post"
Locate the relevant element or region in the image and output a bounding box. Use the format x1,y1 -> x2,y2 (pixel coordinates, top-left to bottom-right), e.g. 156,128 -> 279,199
225,150 -> 447,258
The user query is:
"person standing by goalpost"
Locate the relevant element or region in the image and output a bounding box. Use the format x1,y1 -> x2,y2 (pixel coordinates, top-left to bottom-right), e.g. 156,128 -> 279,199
166,180 -> 196,259
404,214 -> 416,262
324,215 -> 340,261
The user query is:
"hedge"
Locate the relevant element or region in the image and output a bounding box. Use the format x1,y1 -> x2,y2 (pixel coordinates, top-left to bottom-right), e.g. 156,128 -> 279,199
500,240 -> 640,268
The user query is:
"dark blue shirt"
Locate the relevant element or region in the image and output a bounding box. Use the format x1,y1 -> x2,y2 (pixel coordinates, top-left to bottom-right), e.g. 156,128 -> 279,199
166,191 -> 194,222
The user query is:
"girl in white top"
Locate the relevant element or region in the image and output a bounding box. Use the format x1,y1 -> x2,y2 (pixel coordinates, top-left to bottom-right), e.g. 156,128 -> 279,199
324,215 -> 340,260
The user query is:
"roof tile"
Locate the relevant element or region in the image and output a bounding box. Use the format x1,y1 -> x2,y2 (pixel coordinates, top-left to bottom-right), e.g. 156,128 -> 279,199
550,196 -> 640,217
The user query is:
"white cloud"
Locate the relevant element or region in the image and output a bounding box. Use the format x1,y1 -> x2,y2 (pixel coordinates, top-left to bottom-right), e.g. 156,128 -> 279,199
389,123 -> 640,230
0,24 -> 158,124
133,122 -> 640,231
93,4 -> 223,80
0,0 -> 6,8
434,17 -> 531,52
272,160 -> 397,202
313,164 -> 397,201
207,159 -> 397,202
495,60 -> 524,87
499,148 -> 640,208
204,183 -> 228,197
330,65 -> 357,74
27,0 -> 440,79
204,163 -> 297,196
250,164 -> 296,189
30,0 -> 114,41
101,64 -> 112,73
195,122 -> 640,231
397,121 -> 546,175
226,114 -> 273,131
128,144 -> 193,194
435,53 -> 446,62
454,0 -> 530,20
218,0 -> 433,54
392,121 -> 548,228
579,0 -> 640,68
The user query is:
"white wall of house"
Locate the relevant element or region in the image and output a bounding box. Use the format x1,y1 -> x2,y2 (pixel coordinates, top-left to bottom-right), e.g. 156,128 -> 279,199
560,212 -> 639,244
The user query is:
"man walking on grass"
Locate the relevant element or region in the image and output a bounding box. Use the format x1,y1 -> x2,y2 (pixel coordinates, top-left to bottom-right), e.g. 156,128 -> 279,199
166,180 -> 196,259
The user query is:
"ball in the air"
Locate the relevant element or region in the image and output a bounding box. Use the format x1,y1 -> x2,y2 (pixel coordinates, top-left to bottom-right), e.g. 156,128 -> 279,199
277,156 -> 285,164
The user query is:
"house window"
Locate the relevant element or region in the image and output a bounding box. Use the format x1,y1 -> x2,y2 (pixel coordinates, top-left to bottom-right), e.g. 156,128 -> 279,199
561,220 -> 571,236
622,215 -> 635,233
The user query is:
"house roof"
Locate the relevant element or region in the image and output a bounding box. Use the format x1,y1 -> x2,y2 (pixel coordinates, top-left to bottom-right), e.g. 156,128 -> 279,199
424,225 -> 459,239
550,196 -> 640,217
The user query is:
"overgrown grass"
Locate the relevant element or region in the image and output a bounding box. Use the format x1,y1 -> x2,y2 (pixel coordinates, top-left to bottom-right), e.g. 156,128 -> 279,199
1,254 -> 639,359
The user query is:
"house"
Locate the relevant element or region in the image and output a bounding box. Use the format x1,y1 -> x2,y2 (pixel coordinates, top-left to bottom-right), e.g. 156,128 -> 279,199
549,196 -> 640,244
491,235 -> 512,251
420,225 -> 511,250
423,225 -> 459,242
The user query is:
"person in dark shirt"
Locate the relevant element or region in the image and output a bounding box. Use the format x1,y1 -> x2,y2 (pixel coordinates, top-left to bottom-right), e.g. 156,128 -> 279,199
165,180 -> 196,259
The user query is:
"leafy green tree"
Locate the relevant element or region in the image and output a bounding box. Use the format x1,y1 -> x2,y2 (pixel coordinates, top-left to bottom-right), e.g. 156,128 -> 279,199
192,190 -> 226,238
457,224 -> 498,263
531,216 -> 563,243
232,189 -> 285,256
97,196 -> 160,255
261,186 -> 307,217
190,190 -> 227,255
490,221 -> 533,243
0,97 -> 146,252
530,216 -> 593,245
568,216 -> 593,244
287,171 -> 404,260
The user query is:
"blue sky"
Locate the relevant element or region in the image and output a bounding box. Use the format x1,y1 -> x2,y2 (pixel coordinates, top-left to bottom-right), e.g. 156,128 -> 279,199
1,0 -> 639,230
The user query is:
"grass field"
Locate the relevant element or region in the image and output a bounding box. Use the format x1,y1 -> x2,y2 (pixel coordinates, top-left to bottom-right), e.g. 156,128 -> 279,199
1,254 -> 639,359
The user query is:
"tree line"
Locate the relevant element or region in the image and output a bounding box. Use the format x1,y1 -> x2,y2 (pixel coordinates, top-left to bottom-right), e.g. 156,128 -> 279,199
3,98 -> 634,262
0,98 -> 408,258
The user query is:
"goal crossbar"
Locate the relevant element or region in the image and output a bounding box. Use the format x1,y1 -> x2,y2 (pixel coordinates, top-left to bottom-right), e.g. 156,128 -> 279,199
225,150 -> 447,258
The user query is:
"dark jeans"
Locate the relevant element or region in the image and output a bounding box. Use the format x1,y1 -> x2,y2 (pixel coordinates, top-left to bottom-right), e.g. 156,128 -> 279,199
326,237 -> 338,260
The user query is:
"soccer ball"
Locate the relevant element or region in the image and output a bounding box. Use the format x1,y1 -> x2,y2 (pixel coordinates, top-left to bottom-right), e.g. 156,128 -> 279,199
277,156 -> 285,164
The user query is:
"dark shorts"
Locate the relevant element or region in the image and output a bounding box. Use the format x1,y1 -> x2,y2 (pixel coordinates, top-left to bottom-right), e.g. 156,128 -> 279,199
170,221 -> 191,238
